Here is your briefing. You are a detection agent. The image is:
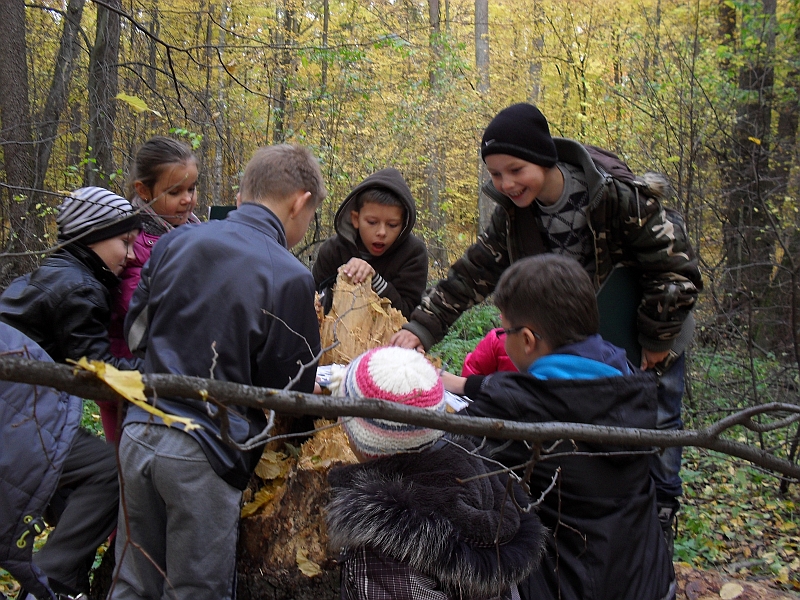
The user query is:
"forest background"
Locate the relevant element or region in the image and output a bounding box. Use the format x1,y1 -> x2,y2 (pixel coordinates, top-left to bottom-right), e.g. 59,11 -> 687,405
1,0 -> 800,593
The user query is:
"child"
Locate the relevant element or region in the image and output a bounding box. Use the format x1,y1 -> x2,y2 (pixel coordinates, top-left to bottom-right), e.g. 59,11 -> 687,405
461,327 -> 518,376
312,168 -> 427,319
0,322 -> 118,600
111,145 -> 326,600
103,136 -> 200,442
393,103 -> 702,542
0,187 -> 142,373
327,346 -> 544,600
441,255 -> 675,600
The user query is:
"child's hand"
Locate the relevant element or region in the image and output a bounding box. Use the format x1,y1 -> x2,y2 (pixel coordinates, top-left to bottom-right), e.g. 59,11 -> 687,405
640,348 -> 670,371
440,371 -> 466,396
390,330 -> 424,352
341,258 -> 375,284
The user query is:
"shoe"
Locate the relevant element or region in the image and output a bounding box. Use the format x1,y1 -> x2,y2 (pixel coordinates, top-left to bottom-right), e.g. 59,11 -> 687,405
657,498 -> 680,558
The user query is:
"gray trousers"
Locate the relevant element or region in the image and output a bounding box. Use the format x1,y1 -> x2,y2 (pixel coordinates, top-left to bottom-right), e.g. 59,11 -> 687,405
109,423 -> 242,600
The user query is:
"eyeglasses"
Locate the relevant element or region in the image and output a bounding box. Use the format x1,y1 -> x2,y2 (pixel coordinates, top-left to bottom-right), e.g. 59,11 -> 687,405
496,326 -> 541,340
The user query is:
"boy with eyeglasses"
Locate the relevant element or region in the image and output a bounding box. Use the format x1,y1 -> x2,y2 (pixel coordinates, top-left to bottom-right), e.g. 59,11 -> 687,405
441,254 -> 676,600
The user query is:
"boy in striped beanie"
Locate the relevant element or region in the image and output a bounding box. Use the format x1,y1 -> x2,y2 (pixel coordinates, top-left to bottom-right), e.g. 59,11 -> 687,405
0,186 -> 142,372
326,346 -> 544,599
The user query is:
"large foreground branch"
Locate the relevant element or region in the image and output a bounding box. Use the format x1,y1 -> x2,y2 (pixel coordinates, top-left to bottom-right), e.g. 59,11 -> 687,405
1,355 -> 799,479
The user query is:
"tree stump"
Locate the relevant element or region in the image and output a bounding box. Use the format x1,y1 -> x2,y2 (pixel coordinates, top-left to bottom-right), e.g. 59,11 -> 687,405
238,275 -> 405,598
236,421 -> 357,600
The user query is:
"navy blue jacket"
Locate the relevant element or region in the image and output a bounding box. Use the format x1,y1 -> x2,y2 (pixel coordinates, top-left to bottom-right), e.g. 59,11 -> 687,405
463,337 -> 675,600
124,202 -> 320,490
0,323 -> 82,600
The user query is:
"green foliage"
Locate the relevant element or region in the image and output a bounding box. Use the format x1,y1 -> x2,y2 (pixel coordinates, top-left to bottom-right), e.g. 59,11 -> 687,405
686,348 -> 798,458
429,303 -> 500,369
169,128 -> 203,151
81,400 -> 104,438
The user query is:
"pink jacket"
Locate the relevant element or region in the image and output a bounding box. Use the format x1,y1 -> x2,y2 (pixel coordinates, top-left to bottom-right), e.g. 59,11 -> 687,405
109,230 -> 160,359
460,328 -> 518,376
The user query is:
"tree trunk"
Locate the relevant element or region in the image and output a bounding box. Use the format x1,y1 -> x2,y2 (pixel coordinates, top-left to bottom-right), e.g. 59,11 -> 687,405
33,0 -> 86,194
720,0 -> 777,347
474,0 -> 494,231
0,0 -> 39,281
86,0 -> 121,186
425,0 -> 449,272
475,0 -> 488,94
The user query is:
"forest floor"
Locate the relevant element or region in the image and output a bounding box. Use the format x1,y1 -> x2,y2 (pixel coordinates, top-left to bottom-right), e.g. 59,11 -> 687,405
673,446 -> 800,596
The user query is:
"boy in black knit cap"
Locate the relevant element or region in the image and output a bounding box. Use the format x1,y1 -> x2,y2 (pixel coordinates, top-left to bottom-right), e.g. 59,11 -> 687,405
392,103 -> 703,552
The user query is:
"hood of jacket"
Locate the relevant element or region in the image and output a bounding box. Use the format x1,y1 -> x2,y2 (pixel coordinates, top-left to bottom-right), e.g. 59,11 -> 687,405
333,168 -> 417,256
327,438 -> 545,599
529,334 -> 633,379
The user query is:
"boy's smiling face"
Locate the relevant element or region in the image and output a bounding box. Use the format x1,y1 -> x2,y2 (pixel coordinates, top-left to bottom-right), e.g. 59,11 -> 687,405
485,153 -> 552,208
350,202 -> 404,257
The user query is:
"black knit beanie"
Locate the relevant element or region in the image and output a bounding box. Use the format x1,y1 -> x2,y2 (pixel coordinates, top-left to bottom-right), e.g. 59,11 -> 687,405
481,103 -> 558,167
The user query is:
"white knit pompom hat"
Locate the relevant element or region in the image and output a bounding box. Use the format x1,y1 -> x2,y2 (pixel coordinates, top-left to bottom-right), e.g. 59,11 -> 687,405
57,186 -> 141,245
334,346 -> 447,459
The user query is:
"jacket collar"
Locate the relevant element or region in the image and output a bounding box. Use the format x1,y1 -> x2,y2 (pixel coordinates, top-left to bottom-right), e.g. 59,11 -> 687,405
61,242 -> 120,290
227,202 -> 287,247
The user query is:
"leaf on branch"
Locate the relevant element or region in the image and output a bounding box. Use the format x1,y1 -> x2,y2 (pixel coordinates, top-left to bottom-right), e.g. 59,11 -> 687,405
115,92 -> 163,117
69,358 -> 198,431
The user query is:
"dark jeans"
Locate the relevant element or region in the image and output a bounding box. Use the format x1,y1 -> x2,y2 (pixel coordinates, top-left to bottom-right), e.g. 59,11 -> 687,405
33,428 -> 118,594
650,353 -> 685,502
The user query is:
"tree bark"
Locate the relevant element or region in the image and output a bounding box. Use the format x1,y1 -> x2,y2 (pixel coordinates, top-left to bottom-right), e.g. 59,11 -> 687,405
720,0 -> 777,347
33,0 -> 87,194
0,0 -> 38,280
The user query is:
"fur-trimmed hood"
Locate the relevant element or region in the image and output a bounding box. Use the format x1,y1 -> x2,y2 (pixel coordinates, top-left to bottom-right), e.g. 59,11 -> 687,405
327,438 -> 545,599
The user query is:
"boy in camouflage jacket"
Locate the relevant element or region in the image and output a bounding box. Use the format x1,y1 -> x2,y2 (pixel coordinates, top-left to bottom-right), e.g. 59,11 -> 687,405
392,103 -> 702,548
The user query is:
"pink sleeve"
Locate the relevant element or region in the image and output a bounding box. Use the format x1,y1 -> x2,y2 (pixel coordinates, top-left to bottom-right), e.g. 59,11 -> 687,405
461,328 -> 518,376
461,329 -> 501,376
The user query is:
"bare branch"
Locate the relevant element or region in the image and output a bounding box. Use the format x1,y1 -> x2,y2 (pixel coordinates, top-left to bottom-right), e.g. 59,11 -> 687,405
1,355 -> 800,479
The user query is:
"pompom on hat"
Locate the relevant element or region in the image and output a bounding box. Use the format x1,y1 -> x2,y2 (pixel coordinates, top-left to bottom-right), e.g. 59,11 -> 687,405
332,347 -> 447,459
57,186 -> 141,246
481,103 -> 558,168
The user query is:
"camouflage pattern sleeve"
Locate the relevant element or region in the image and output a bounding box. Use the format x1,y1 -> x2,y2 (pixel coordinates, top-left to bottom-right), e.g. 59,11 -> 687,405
404,205 -> 512,350
609,181 -> 703,352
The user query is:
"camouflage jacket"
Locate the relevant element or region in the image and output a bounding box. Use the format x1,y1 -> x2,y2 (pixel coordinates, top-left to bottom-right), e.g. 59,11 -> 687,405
404,137 -> 703,353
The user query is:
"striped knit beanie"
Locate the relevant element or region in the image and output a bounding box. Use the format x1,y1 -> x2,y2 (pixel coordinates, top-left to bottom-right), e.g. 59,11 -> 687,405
57,187 -> 141,245
335,347 -> 447,459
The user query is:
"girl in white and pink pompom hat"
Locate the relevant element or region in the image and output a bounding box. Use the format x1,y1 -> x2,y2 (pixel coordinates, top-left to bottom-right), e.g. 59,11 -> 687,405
326,346 -> 545,600
331,346 -> 447,459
